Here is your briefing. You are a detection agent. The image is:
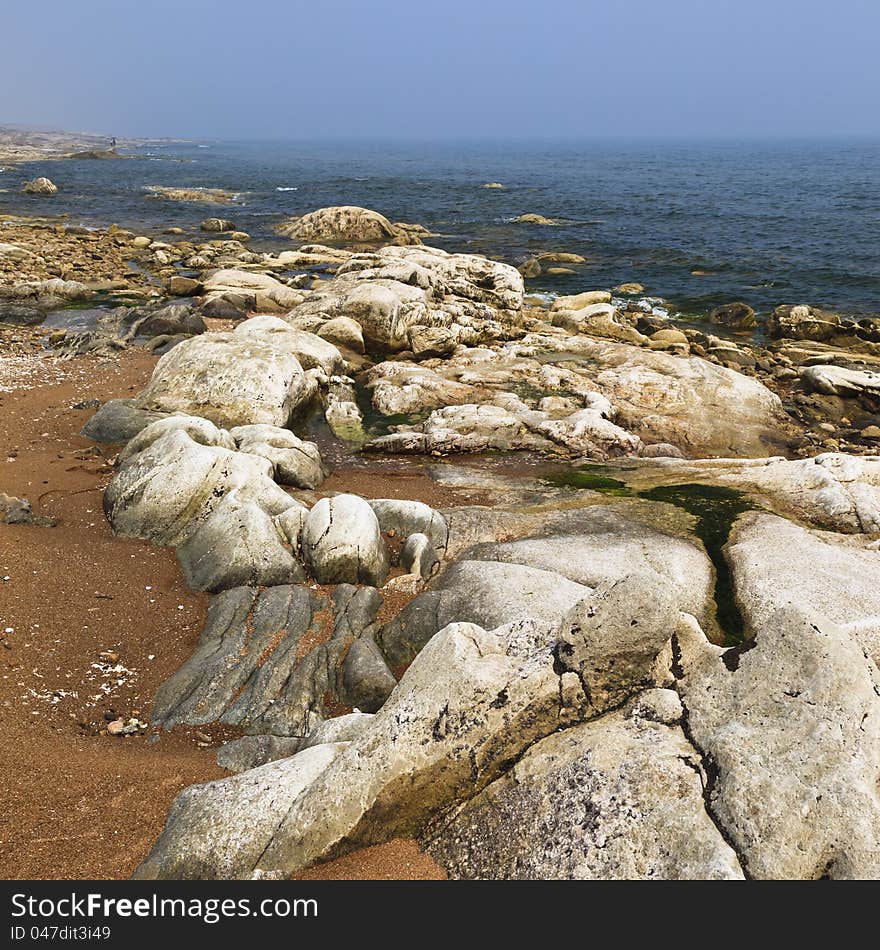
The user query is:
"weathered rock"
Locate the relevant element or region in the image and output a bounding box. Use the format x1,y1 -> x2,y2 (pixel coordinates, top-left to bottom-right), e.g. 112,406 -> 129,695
768,304 -> 846,342
340,633 -> 397,712
105,418 -> 293,546
229,423 -> 326,489
302,494 -> 389,586
277,206 -> 421,244
316,316 -> 365,353
710,302 -> 756,330
151,584 -> 377,738
425,699 -> 743,880
175,490 -> 304,592
216,735 -> 303,773
0,493 -> 55,527
21,176 -> 57,195
800,364 -> 880,399
233,317 -> 344,375
551,290 -> 611,311
200,218 -> 236,232
249,616 -> 588,877
366,499 -> 449,552
378,560 -> 591,669
675,607 -> 880,879
727,511 -> 880,664
81,399 -> 171,444
133,743 -> 346,880
134,333 -> 313,429
302,712 -> 375,749
401,533 -> 440,579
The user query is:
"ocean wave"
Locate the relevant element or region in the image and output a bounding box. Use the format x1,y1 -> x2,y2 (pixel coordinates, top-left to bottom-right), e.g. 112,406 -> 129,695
276,186 -> 298,191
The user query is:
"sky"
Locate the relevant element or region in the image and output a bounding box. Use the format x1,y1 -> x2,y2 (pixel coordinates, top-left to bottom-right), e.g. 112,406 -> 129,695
2,0 -> 878,140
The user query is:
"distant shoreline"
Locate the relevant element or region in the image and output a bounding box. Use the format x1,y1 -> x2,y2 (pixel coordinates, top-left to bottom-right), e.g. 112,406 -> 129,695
0,126 -> 195,166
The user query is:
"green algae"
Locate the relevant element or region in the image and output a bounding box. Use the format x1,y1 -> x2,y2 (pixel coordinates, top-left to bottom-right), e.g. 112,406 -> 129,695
544,465 -> 755,645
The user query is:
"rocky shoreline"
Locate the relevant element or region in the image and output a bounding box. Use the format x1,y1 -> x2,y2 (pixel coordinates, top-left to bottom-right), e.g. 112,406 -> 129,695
3,201 -> 880,879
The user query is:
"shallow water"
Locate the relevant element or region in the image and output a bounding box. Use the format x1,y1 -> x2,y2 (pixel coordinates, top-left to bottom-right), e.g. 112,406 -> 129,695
3,138 -> 878,317
544,463 -> 755,645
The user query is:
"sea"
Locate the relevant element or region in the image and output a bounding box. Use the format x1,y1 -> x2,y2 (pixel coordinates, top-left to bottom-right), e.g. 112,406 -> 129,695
2,138 -> 878,319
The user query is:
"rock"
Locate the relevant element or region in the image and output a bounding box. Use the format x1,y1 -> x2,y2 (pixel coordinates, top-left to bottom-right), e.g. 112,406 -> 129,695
151,585 -> 376,737
167,276 -> 202,296
122,303 -> 207,339
198,293 -> 253,319
512,213 -> 558,225
710,301 -> 756,330
554,573 -> 680,712
0,242 -> 30,261
613,282 -> 644,294
302,494 -> 389,586
675,606 -> 880,879
401,533 -> 440,579
316,316 -> 365,353
800,364 -> 880,399
200,218 -> 236,232
176,490 -> 304,592
248,616 -> 588,878
302,712 -> 375,749
367,499 -> 449,552
21,177 -> 57,195
537,252 -> 586,264
459,505 -> 713,624
105,417 -> 293,546
81,399 -> 171,443
133,743 -> 346,879
408,325 -> 458,358
230,424 -> 326,489
378,560 -> 592,669
482,182 -> 505,189
0,493 -> 55,527
133,333 -> 313,429
233,317 -> 344,375
425,699 -> 742,880
340,634 -> 397,712
551,290 -> 612,311
555,303 -> 648,345
518,258 -> 541,278
216,735 -> 303,773
727,511 -> 880,665
277,206 -> 421,245
767,304 -> 847,342
131,236 -> 152,249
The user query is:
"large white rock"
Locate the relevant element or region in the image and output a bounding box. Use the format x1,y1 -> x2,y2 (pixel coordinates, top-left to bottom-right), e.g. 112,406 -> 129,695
105,418 -> 293,546
230,423 -> 326,489
727,511 -> 880,664
133,743 -> 346,880
675,607 -> 880,879
234,316 -> 344,376
134,332 -> 312,429
302,494 -> 390,586
425,697 -> 743,880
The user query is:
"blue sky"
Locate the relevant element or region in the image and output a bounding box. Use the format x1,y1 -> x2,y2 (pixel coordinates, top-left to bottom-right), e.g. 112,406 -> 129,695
2,0 -> 878,139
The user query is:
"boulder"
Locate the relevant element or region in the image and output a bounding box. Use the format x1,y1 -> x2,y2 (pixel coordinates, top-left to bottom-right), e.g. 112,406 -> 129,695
104,418 -> 293,546
425,697 -> 742,880
21,177 -> 57,195
710,302 -> 756,330
675,607 -> 880,879
81,399 -> 171,444
277,206 -> 420,244
133,743 -> 346,880
200,218 -> 236,232
302,712 -> 375,749
230,424 -> 326,489
551,290 -> 612,311
727,511 -> 880,665
133,332 -> 313,429
233,317 -> 344,375
302,494 -> 389,586
340,633 -> 397,712
216,735 -> 303,773
377,560 -> 592,669
767,304 -> 846,342
366,498 -> 449,552
175,490 -> 304,592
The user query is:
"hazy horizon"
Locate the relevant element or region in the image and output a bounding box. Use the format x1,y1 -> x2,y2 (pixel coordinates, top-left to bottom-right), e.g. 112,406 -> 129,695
2,0 -> 878,142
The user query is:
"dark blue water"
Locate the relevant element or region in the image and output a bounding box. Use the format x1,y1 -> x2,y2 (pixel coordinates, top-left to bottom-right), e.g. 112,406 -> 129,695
2,139 -> 878,316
